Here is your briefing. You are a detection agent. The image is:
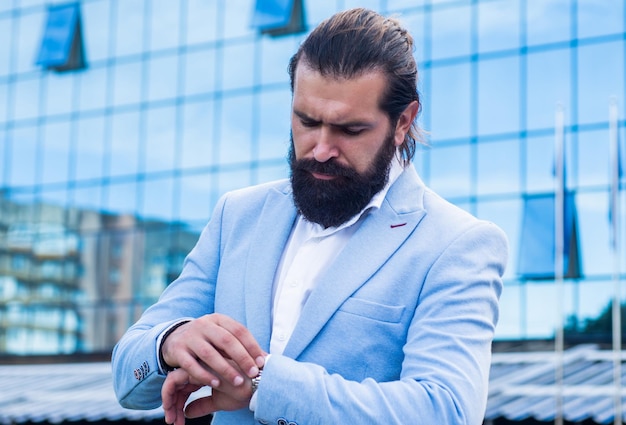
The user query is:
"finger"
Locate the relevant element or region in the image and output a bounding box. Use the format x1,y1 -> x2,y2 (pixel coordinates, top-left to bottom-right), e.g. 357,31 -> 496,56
165,341 -> 237,389
182,337 -> 248,387
165,317 -> 250,387
210,315 -> 266,376
162,369 -> 203,425
162,370 -> 189,425
184,395 -> 218,418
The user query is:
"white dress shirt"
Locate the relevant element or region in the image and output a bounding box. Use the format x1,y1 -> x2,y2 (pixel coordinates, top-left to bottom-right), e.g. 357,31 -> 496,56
269,157 -> 404,354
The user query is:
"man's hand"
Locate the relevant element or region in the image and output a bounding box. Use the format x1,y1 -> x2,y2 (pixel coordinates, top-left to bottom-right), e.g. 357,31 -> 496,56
162,363 -> 252,425
162,369 -> 202,425
161,313 -> 266,390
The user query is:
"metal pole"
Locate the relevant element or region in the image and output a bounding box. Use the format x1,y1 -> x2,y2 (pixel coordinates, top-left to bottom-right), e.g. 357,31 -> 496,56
554,104 -> 565,425
610,97 -> 622,425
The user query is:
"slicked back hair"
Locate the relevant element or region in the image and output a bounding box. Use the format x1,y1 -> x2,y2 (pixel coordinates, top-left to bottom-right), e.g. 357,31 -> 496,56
288,8 -> 423,164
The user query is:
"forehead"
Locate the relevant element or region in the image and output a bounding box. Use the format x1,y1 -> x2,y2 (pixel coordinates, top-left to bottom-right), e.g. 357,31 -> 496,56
292,64 -> 388,122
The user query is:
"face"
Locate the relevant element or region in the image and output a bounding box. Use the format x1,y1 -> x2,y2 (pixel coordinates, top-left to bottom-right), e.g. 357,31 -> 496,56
289,64 -> 418,228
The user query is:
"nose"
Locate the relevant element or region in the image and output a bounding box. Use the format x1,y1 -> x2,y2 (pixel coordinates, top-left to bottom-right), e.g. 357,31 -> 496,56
312,127 -> 339,162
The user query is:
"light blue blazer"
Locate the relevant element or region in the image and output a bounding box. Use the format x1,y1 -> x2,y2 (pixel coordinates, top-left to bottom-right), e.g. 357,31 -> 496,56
112,165 -> 508,425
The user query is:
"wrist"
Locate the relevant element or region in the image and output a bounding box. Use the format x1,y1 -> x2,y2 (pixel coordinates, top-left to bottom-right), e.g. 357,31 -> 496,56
159,320 -> 190,372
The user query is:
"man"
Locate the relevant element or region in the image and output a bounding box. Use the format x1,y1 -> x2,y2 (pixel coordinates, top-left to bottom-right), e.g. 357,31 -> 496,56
112,8 -> 508,425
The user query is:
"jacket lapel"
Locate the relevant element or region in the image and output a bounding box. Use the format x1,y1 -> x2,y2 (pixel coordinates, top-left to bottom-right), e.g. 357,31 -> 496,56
282,166 -> 427,359
244,184 -> 297,352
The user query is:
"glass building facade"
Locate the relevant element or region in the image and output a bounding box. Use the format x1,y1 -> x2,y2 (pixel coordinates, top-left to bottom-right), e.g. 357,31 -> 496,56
0,0 -> 623,355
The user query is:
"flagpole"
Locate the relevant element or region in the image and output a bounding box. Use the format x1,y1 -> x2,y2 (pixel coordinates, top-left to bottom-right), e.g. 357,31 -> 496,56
609,97 -> 622,425
554,104 -> 565,425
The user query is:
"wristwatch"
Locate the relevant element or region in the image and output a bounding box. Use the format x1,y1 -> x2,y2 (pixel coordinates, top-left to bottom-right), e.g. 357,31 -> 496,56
251,368 -> 263,394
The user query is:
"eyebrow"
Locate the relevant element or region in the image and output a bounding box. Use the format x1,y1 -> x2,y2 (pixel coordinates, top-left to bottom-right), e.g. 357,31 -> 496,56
293,109 -> 374,129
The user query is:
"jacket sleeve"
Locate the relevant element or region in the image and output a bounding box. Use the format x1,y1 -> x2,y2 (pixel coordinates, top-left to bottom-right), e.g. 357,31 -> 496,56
253,222 -> 508,425
111,195 -> 228,409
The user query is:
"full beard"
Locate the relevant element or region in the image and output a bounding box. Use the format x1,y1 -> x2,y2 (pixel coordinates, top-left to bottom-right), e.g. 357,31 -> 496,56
288,130 -> 397,228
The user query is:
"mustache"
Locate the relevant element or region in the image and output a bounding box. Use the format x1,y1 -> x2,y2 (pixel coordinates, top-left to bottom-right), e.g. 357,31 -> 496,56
292,158 -> 359,179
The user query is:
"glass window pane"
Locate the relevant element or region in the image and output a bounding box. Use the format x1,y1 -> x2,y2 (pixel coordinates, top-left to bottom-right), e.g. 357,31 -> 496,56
430,63 -> 471,140
578,41 -> 624,126
223,0 -> 255,39
142,177 -> 174,220
222,41 -> 254,91
82,0 -> 110,62
428,142 -> 471,198
431,4 -> 471,60
304,1 -> 338,28
115,0 -> 145,57
78,65 -> 108,112
178,174 -> 213,224
44,72 -> 75,116
73,185 -> 103,212
110,110 -> 140,176
220,94 -> 253,164
0,128 -> 6,186
216,168 -> 252,200
343,0 -> 381,13
10,125 -> 38,186
184,48 -> 216,96
112,61 -> 142,107
578,191 -> 611,276
526,48 -> 570,131
578,128 -> 609,188
525,135 -> 556,193
257,162 -> 289,185
526,0 -> 570,46
18,0 -> 46,8
517,192 -> 580,279
251,0 -> 295,30
476,198 -> 520,281
145,105 -> 177,173
0,17 -> 12,77
0,82 -> 8,123
35,3 -> 82,70
75,115 -> 106,180
16,9 -> 45,73
478,0 -> 520,53
525,280 -> 575,338
478,56 -> 520,135
402,12 -> 426,64
577,0 -> 623,39
150,0 -> 180,52
576,280 -> 616,336
40,187 -> 69,207
13,77 -> 41,120
106,180 -> 138,214
258,89 -> 291,160
147,54 -> 179,102
477,139 -> 520,195
42,120 -> 70,183
181,101 -> 214,169
186,0 -> 219,45
387,0 -> 427,9
260,36 -> 297,86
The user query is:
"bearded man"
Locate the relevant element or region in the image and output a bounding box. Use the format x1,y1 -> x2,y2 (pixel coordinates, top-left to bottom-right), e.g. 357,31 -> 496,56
113,8 -> 508,425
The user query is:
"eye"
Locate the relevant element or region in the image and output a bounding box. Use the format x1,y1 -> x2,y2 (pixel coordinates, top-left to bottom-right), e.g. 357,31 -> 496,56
300,119 -> 319,128
342,128 -> 364,136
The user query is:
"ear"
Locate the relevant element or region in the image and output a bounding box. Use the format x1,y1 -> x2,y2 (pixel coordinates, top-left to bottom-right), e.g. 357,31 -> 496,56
393,100 -> 419,147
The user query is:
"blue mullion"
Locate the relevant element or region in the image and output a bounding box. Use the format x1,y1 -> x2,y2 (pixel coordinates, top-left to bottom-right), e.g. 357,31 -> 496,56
469,0 -> 479,216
